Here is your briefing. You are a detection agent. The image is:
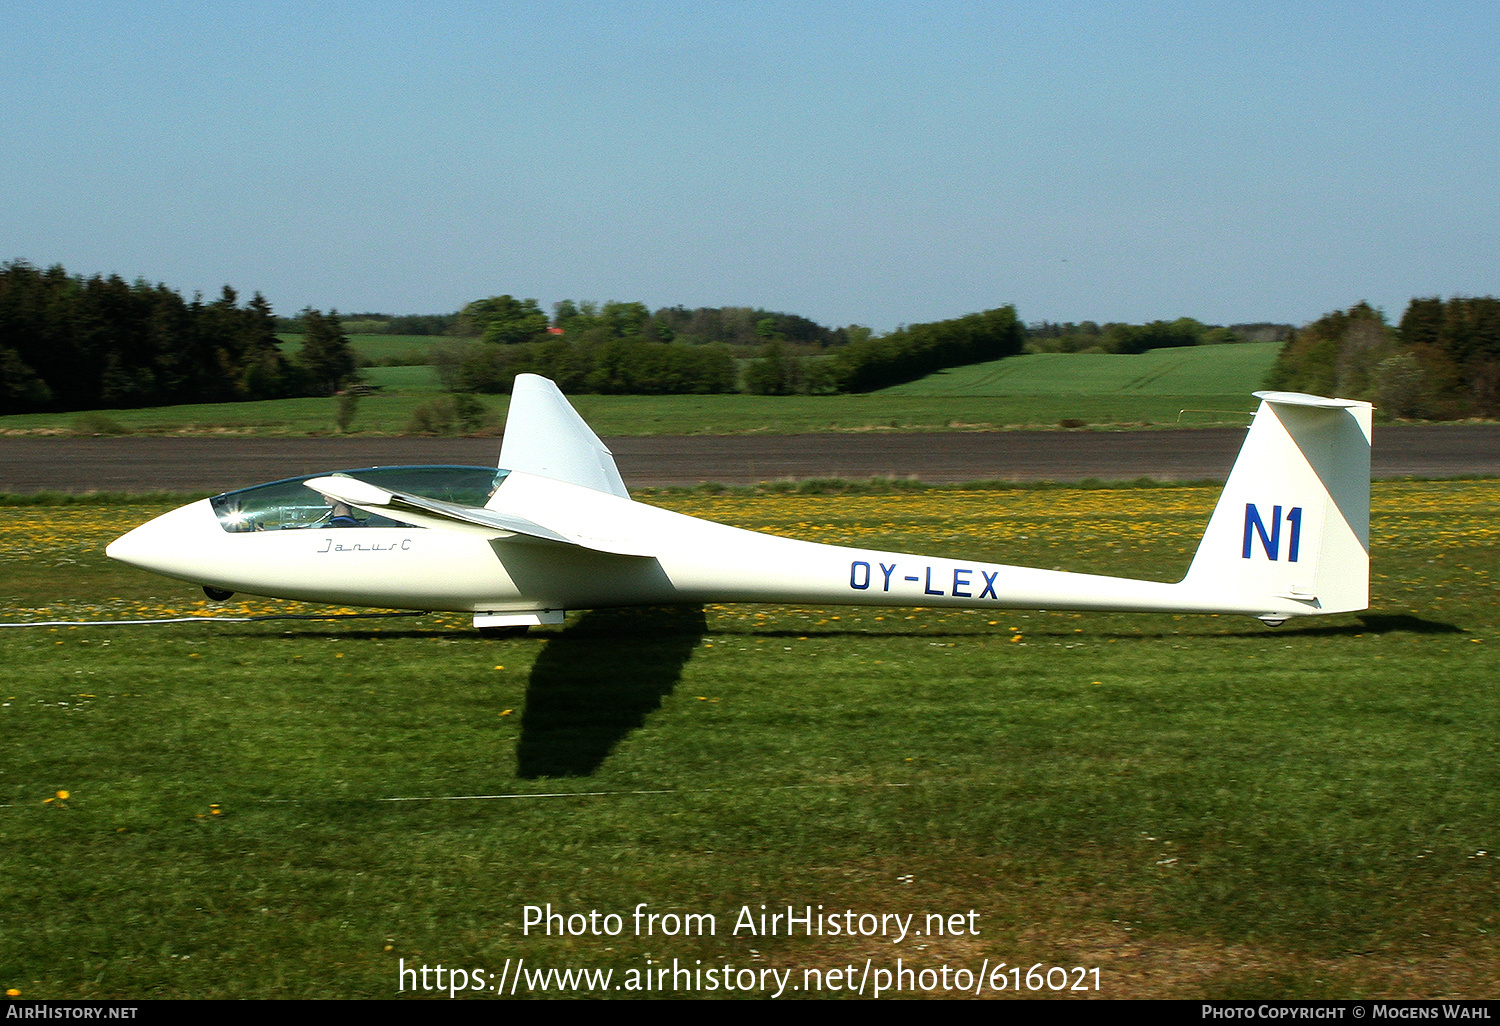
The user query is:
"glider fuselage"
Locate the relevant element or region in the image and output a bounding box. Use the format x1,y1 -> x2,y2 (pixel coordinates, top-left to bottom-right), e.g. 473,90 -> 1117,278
105,376 -> 1373,630
107,467 -> 1311,621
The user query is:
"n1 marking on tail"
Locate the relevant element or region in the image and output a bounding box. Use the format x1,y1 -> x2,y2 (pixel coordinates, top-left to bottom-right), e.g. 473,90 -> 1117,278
1243,503 -> 1304,562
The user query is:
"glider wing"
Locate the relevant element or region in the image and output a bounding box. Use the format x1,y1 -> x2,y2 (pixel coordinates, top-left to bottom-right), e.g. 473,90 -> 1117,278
303,475 -> 655,557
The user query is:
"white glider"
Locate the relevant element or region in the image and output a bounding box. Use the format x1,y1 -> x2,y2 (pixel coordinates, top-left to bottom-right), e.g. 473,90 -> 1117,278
107,375 -> 1371,630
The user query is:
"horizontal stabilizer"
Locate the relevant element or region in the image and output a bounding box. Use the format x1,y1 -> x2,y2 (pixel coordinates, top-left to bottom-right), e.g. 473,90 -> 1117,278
1252,390 -> 1370,410
304,476 -> 654,557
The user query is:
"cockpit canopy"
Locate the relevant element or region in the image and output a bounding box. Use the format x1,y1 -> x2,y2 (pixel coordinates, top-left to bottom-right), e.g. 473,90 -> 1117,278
209,466 -> 508,533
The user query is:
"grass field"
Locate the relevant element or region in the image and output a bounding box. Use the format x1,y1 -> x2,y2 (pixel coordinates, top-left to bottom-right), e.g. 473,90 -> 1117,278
361,364 -> 445,392
1,481 -> 1495,999
277,333 -> 441,366
0,345 -> 1279,436
0,393 -> 1267,439
883,341 -> 1283,397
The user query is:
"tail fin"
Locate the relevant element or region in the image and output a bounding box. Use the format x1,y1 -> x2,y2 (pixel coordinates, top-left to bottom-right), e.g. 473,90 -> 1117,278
495,374 -> 629,499
1182,391 -> 1371,620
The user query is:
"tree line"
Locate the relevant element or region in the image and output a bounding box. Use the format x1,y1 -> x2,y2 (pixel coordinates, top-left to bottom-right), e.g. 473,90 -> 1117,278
279,298 -> 854,349
1024,318 -> 1290,354
10,258 -> 1496,417
273,311 -> 460,336
443,296 -> 1022,396
1265,298 -> 1500,418
0,261 -> 360,414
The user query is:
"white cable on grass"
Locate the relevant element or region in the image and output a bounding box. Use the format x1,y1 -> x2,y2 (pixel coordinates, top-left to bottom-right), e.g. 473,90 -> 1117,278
0,611 -> 427,628
0,783 -> 945,811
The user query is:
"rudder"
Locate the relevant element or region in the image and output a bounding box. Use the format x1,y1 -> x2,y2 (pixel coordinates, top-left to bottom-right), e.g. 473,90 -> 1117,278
1183,391 -> 1371,618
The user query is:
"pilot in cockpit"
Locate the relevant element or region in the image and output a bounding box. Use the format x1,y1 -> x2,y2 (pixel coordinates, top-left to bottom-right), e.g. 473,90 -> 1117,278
324,496 -> 361,528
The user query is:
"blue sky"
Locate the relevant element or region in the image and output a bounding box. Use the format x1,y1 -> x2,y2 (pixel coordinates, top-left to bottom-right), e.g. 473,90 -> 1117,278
4,1 -> 1496,330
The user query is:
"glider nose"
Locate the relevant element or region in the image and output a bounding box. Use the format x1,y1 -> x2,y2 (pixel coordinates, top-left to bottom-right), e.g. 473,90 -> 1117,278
106,498 -> 222,578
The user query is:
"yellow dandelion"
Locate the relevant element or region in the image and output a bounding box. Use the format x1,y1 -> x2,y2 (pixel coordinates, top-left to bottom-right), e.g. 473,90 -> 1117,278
57,790 -> 69,800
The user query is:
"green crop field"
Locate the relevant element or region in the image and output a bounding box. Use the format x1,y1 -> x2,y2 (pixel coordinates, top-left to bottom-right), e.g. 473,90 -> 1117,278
361,364 -> 445,392
0,343 -> 1284,437
277,333 -> 441,365
1,482 -> 1495,999
0,392 -> 1265,438
880,341 -> 1283,396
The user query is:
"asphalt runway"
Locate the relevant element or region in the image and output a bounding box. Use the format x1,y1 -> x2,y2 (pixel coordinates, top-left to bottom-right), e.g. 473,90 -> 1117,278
1,424 -> 1496,494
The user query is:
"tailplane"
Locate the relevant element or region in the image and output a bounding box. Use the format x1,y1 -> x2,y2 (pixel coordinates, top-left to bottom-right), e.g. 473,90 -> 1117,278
1182,391 -> 1371,622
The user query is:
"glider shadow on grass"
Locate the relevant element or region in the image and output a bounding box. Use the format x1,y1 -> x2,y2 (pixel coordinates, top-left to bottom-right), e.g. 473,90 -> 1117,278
1193,612 -> 1465,640
517,604 -> 706,778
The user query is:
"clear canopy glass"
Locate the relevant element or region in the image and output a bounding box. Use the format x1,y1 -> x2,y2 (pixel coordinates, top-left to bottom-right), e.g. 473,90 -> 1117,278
209,466 -> 508,532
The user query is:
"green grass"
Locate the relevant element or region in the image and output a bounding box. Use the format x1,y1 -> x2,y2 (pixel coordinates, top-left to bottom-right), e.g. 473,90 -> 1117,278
0,482 -> 1496,998
881,341 -> 1283,396
277,333 -> 441,364
0,344 -> 1281,436
361,364 -> 443,392
0,392 -> 1263,437
0,395 -> 445,435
